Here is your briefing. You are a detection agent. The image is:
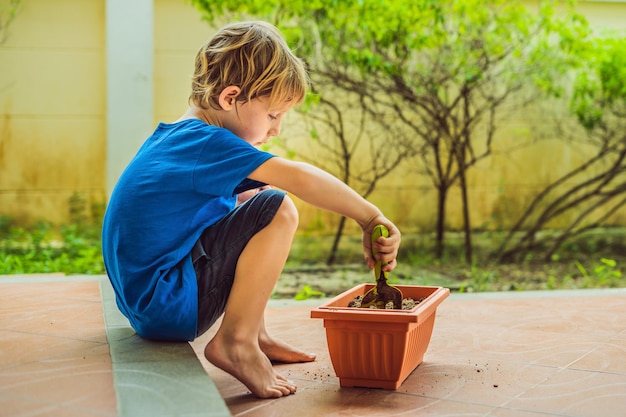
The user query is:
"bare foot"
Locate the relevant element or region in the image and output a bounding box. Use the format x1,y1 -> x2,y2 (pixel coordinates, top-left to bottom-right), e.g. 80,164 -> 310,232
259,333 -> 316,363
204,337 -> 297,398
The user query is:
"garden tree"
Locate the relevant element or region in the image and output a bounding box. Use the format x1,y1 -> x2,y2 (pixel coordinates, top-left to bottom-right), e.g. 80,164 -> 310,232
494,36 -> 626,263
0,0 -> 20,44
283,87 -> 420,264
344,0 -> 589,263
191,0 -> 589,263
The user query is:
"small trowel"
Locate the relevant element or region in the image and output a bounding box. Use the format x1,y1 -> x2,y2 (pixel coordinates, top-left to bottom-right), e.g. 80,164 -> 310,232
360,224 -> 403,309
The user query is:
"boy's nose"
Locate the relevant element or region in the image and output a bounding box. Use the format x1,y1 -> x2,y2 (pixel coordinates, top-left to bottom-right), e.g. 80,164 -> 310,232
269,124 -> 280,138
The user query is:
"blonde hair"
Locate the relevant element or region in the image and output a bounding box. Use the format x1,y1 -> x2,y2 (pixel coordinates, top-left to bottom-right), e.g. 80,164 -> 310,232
190,21 -> 309,110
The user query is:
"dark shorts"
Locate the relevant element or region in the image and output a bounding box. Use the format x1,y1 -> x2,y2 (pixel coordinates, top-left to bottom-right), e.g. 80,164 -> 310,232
192,189 -> 286,336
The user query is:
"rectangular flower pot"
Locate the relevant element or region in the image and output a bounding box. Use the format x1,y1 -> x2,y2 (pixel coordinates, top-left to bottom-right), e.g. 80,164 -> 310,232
311,284 -> 449,390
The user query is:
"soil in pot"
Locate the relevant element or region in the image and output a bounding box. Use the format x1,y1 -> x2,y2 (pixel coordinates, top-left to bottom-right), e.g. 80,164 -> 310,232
348,294 -> 426,310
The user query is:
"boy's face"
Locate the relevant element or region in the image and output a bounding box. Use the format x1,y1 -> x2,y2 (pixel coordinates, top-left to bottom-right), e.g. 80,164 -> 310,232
222,96 -> 291,147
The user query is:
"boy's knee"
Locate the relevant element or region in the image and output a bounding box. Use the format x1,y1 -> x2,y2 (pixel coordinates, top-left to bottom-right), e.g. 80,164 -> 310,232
275,195 -> 299,230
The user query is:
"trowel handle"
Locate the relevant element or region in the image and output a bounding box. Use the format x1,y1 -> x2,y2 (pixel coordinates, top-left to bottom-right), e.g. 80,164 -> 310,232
371,224 -> 389,281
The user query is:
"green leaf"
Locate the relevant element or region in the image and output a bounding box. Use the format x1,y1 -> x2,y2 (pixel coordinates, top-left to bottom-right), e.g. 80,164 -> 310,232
294,285 -> 325,300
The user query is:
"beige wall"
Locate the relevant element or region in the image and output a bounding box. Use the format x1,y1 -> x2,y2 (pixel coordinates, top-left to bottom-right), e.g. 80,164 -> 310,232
0,0 -> 214,224
0,0 -> 625,234
1,0 -> 106,224
154,0 -> 214,124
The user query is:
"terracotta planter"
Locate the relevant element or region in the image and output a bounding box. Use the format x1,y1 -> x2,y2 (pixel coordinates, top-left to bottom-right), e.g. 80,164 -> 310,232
311,284 -> 450,389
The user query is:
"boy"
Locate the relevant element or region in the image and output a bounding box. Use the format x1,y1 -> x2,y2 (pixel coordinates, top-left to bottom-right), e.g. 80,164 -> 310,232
102,21 -> 401,399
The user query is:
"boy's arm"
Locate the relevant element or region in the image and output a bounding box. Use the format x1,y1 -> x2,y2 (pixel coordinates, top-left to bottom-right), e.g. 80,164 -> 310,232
248,157 -> 401,271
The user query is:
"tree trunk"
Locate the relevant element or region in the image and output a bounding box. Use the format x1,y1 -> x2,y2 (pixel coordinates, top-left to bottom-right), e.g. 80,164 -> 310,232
326,216 -> 347,265
458,164 -> 473,264
435,185 -> 447,259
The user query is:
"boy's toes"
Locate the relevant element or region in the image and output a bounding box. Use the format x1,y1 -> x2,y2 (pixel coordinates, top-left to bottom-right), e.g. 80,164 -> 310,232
278,379 -> 297,395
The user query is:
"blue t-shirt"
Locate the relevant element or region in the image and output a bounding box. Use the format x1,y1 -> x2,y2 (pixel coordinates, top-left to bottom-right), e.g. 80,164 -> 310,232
102,119 -> 274,341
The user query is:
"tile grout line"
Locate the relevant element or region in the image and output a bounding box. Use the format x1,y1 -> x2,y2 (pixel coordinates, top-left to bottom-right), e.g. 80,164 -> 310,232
485,318 -> 623,415
0,274 -> 231,416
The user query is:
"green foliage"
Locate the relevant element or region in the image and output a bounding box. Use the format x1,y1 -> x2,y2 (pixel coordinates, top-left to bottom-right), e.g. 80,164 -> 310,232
0,194 -> 105,275
191,0 -> 588,97
283,230 -> 626,295
294,284 -> 325,300
571,36 -> 626,130
575,257 -> 622,288
458,268 -> 499,293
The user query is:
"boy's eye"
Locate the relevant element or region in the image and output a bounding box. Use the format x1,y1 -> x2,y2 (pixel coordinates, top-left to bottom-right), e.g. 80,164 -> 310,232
269,114 -> 278,121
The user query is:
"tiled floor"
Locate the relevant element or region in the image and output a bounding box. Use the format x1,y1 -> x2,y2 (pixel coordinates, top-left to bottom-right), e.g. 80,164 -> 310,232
0,275 -> 117,417
1,275 -> 625,417
191,290 -> 626,417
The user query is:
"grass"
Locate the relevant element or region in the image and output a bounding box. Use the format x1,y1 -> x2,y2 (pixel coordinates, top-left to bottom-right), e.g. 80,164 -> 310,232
0,220 -> 105,275
1,214 -> 624,298
0,192 -> 105,275
284,228 -> 626,297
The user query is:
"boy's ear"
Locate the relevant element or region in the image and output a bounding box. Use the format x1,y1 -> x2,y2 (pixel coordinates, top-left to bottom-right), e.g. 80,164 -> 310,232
218,86 -> 241,110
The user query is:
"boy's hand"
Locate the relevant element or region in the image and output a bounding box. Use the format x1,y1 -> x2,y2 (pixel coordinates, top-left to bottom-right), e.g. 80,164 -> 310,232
237,185 -> 272,205
361,215 -> 401,272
